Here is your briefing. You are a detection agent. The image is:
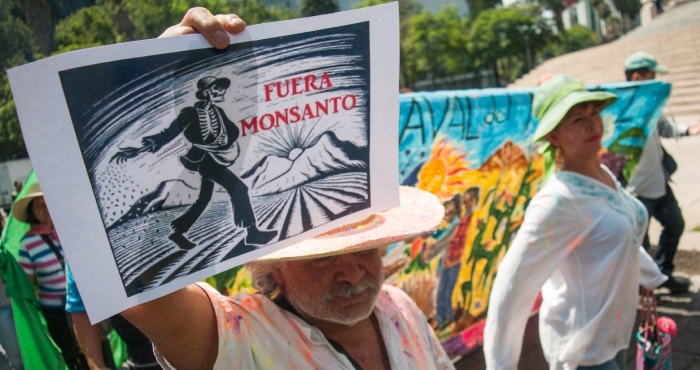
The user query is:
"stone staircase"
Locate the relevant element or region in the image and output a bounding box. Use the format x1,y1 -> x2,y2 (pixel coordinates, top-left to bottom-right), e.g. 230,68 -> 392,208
511,0 -> 700,118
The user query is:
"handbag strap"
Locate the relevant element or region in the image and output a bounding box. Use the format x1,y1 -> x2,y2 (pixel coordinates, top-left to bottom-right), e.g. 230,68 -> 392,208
640,288 -> 660,344
39,234 -> 65,270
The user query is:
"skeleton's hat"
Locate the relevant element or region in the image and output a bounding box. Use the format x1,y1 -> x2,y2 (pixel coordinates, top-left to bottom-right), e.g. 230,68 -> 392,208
196,76 -> 231,100
257,187 -> 444,261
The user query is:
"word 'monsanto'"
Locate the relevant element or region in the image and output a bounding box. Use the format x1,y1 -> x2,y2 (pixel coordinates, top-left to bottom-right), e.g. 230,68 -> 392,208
240,72 -> 358,137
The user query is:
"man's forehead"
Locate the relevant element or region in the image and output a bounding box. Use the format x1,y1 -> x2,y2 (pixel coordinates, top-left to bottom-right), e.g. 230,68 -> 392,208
286,248 -> 381,265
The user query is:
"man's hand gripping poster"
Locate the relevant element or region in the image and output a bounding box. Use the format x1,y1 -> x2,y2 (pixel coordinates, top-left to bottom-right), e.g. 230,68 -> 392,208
8,4 -> 399,322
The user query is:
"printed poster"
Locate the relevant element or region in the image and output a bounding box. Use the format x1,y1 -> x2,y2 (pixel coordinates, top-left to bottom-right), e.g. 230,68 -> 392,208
8,4 -> 399,322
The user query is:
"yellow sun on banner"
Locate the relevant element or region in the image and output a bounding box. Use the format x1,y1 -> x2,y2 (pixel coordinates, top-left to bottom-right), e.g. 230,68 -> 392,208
416,136 -> 479,200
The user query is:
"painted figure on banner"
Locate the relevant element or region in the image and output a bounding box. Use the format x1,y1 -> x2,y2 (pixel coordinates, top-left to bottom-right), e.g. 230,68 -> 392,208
436,186 -> 480,330
111,76 -> 277,250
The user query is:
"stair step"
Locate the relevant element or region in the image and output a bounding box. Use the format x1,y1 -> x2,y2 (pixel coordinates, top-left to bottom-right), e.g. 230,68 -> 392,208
664,105 -> 700,116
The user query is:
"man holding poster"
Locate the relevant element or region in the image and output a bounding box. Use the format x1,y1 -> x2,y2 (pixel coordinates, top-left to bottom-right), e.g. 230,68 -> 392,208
115,10 -> 452,370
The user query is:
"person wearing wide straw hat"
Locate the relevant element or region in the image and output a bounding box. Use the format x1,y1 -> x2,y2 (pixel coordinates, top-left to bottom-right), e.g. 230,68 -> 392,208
483,75 -> 667,370
624,51 -> 700,294
13,183 -> 88,369
121,186 -> 452,370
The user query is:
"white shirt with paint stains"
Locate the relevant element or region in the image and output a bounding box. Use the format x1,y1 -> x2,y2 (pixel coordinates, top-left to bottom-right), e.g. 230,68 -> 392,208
155,283 -> 453,370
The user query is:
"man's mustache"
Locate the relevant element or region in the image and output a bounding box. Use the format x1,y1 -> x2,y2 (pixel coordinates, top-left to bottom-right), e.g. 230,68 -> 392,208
325,279 -> 376,301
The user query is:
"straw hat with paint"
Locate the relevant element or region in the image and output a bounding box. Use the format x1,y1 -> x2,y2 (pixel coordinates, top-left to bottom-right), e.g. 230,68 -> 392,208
12,182 -> 44,223
257,186 -> 444,261
532,74 -> 618,180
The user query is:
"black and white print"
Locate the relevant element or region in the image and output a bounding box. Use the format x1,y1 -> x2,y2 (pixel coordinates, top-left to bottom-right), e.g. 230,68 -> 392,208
59,23 -> 371,295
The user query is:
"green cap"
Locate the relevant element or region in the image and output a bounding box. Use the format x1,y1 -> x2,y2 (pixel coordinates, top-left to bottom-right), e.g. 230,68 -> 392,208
624,51 -> 668,74
531,74 -> 618,181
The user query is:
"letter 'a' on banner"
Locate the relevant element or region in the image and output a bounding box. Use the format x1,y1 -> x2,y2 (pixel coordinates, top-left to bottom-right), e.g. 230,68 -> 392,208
7,4 -> 400,322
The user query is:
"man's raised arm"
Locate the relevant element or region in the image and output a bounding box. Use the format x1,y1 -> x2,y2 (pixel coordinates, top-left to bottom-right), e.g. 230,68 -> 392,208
121,285 -> 217,369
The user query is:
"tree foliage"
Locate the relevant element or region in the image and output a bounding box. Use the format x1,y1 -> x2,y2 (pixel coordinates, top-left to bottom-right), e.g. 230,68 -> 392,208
556,24 -> 599,54
301,0 -> 338,17
53,3 -> 121,54
526,0 -> 566,31
470,7 -> 552,84
612,0 -> 641,18
354,0 -> 422,88
466,0 -> 502,19
590,0 -> 611,19
0,2 -> 36,160
402,6 -> 471,88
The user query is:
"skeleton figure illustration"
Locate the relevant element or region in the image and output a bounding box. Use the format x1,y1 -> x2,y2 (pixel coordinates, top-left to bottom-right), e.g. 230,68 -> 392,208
111,76 -> 278,250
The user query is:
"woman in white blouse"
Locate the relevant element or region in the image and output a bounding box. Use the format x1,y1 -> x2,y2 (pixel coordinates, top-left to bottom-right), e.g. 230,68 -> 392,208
483,75 -> 667,370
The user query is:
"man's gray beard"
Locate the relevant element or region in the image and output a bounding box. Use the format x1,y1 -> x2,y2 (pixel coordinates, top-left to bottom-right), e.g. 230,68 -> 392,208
285,275 -> 382,326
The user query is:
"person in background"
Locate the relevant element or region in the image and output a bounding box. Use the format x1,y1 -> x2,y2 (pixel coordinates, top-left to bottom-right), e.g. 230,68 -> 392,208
0,276 -> 24,370
484,75 -> 667,369
0,210 -> 6,236
624,51 -> 700,294
66,265 -> 161,370
13,184 -> 87,369
10,182 -> 22,203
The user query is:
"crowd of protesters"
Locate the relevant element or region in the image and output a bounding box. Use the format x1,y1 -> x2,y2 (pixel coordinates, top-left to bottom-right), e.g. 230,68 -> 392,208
1,7 -> 699,370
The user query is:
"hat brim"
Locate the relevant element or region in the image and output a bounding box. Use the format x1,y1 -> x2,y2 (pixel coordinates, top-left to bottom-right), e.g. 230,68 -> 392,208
533,90 -> 618,153
256,186 -> 444,261
12,191 -> 43,223
651,64 -> 669,74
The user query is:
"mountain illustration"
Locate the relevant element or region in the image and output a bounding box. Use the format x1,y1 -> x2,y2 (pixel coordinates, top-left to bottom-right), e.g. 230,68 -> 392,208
479,140 -> 528,172
242,131 -> 367,195
107,179 -> 199,230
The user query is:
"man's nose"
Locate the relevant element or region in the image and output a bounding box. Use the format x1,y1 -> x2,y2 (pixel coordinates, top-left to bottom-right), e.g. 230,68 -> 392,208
334,254 -> 365,285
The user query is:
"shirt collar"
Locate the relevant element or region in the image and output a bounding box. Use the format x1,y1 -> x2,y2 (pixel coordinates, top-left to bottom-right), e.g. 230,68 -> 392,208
25,224 -> 56,236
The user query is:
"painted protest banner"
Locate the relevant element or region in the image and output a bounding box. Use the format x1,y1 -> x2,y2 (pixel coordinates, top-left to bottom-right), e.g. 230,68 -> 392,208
205,81 -> 670,358
7,3 -> 400,322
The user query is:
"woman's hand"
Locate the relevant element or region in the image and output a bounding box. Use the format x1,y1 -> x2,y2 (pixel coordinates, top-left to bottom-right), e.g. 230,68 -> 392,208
159,7 -> 246,49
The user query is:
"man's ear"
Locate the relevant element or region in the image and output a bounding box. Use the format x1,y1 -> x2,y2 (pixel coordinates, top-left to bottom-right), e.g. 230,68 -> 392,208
545,130 -> 560,148
271,266 -> 285,288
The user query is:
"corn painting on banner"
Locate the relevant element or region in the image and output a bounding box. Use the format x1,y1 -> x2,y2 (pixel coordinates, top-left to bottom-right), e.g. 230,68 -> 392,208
390,80 -> 670,357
